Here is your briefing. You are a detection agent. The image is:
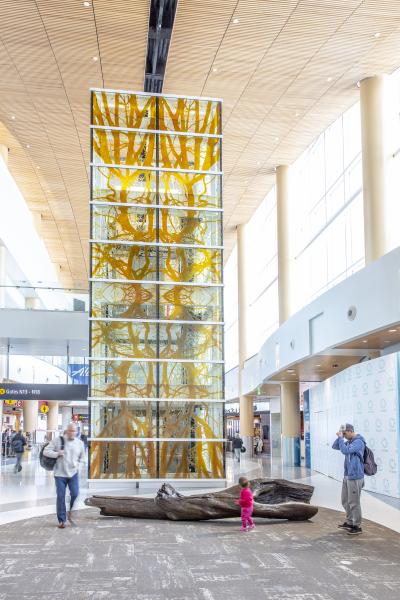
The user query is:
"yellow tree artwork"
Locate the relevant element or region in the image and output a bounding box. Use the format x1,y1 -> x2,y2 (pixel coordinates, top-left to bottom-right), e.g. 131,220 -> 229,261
89,89 -> 224,480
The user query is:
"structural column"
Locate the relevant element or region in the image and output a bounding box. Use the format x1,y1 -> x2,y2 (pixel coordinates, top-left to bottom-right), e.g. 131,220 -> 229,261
47,401 -> 59,432
237,224 -> 253,456
61,405 -> 73,431
276,165 -> 292,325
360,75 -> 389,264
23,400 -> 38,435
280,382 -> 301,466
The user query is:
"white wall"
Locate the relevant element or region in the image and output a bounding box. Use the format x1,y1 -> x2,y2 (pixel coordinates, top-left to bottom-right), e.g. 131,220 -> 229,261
234,246 -> 400,398
309,353 -> 400,499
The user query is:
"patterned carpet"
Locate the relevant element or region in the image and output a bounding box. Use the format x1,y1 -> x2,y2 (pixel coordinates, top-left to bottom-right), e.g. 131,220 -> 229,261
0,507 -> 399,599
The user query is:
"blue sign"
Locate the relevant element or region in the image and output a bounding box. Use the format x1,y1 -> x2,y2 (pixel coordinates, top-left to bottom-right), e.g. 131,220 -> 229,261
68,363 -> 89,385
303,389 -> 311,468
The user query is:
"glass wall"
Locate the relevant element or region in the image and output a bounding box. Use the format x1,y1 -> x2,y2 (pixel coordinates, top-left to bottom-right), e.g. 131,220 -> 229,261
290,102 -> 364,313
89,90 -> 224,480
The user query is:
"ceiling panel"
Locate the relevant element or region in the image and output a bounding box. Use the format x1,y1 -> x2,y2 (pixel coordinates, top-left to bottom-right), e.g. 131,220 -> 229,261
0,0 -> 400,284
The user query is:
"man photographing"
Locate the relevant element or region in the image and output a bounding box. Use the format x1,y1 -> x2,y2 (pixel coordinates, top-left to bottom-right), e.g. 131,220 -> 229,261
332,423 -> 365,536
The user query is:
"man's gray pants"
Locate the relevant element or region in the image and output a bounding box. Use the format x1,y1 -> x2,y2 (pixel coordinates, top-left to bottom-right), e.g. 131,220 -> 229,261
341,477 -> 364,526
234,448 -> 241,462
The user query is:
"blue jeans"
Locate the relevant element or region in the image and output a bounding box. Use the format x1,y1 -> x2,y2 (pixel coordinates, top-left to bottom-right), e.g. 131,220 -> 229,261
55,474 -> 79,524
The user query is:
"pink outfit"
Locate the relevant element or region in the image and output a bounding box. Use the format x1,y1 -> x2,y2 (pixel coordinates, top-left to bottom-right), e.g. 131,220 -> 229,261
239,487 -> 254,529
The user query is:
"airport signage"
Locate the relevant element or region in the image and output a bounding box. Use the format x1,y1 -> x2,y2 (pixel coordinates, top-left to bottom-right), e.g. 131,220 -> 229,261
0,384 -> 88,401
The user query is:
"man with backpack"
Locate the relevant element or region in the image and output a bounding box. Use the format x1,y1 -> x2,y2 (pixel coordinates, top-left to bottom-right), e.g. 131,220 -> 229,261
332,423 -> 367,536
11,430 -> 26,473
43,422 -> 85,529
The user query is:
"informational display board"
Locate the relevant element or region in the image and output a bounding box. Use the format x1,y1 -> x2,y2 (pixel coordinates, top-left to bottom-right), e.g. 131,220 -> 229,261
309,353 -> 400,498
0,383 -> 88,401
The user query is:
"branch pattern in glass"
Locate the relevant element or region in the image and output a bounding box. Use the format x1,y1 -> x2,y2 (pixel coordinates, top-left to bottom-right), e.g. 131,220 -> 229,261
90,90 -> 224,480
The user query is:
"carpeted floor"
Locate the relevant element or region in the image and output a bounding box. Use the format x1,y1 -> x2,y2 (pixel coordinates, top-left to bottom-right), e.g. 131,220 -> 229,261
0,507 -> 399,599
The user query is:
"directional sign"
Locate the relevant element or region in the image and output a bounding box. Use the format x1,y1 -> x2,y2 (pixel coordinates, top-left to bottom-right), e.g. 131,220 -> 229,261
0,384 -> 88,401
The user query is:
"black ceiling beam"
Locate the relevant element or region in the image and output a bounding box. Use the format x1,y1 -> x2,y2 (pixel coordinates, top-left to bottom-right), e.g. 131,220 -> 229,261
144,0 -> 178,93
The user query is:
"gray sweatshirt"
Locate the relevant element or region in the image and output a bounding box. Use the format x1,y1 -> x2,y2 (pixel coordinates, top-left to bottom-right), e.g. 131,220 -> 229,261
43,436 -> 85,478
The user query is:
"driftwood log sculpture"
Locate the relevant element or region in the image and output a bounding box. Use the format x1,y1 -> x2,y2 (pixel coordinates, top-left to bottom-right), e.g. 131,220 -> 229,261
85,478 -> 318,521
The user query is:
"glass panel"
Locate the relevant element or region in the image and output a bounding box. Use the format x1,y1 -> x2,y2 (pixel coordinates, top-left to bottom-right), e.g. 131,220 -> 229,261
159,171 -> 221,209
92,167 -> 157,205
158,246 -> 222,284
159,402 -> 223,438
92,129 -> 156,167
90,441 -> 157,479
91,321 -> 223,361
158,97 -> 220,135
159,441 -> 224,478
159,361 -> 223,399
91,400 -> 157,438
91,281 -> 222,322
159,208 -> 221,246
90,400 -> 224,439
159,284 -> 222,321
90,440 -> 224,479
91,321 -> 157,358
92,205 -> 157,243
92,91 -> 156,130
91,243 -> 222,284
90,360 -> 224,400
159,134 -> 220,172
90,360 -> 157,398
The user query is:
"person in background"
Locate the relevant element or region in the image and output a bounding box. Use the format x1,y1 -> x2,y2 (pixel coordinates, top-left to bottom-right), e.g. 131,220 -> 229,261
332,423 -> 366,536
235,476 -> 255,532
257,437 -> 263,455
232,433 -> 243,462
11,431 -> 26,473
43,422 -> 85,529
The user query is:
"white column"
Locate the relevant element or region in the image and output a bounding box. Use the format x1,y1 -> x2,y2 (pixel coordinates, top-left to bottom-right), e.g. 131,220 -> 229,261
61,406 -> 73,431
47,401 -> 59,432
237,224 -> 253,456
276,165 -> 292,324
280,382 -> 301,466
0,145 -> 8,165
23,400 -> 38,434
360,75 -> 389,263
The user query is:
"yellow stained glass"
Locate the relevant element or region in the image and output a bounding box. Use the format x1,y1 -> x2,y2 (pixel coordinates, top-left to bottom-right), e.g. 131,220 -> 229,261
90,89 -> 224,480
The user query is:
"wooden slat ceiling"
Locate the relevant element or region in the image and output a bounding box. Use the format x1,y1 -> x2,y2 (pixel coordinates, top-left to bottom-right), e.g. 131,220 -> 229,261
164,0 -> 400,257
0,0 -> 150,289
1,1 -> 400,287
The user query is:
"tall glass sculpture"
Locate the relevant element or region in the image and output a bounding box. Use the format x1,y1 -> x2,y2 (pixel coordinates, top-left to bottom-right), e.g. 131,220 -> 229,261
89,89 -> 225,480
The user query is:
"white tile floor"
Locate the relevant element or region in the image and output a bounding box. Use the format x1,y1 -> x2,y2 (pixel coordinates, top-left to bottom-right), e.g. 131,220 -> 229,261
1,452 -> 399,532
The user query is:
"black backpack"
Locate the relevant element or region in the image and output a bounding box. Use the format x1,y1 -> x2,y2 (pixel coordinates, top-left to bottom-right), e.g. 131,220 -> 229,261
363,445 -> 377,476
39,436 -> 64,471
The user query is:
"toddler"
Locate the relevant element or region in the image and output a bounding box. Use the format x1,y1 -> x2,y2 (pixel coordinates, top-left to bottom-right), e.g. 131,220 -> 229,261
236,476 -> 255,532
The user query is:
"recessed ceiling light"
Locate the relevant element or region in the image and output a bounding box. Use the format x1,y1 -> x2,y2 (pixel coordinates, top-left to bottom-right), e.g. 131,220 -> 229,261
316,364 -> 321,367
26,144 -> 30,148
233,18 -> 239,24
327,77 -> 333,82
287,369 -> 295,373
275,136 -> 279,141
83,1 -> 90,6
356,81 -> 361,88
362,340 -> 368,343
295,112 -> 300,117
212,67 -> 218,73
374,32 -> 381,38
11,115 -> 15,120
36,166 -> 40,169
384,340 -> 391,343
389,329 -> 397,333
92,56 -> 98,61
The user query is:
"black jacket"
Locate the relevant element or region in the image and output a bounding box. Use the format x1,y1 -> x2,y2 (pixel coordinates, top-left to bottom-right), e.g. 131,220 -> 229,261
232,437 -> 243,449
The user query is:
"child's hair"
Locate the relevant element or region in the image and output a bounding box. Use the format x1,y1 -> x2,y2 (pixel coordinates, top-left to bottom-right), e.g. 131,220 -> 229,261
238,476 -> 249,488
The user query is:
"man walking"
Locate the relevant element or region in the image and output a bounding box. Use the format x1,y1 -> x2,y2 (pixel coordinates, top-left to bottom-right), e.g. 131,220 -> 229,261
43,423 -> 85,528
11,430 -> 26,473
232,433 -> 244,462
332,423 -> 365,536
